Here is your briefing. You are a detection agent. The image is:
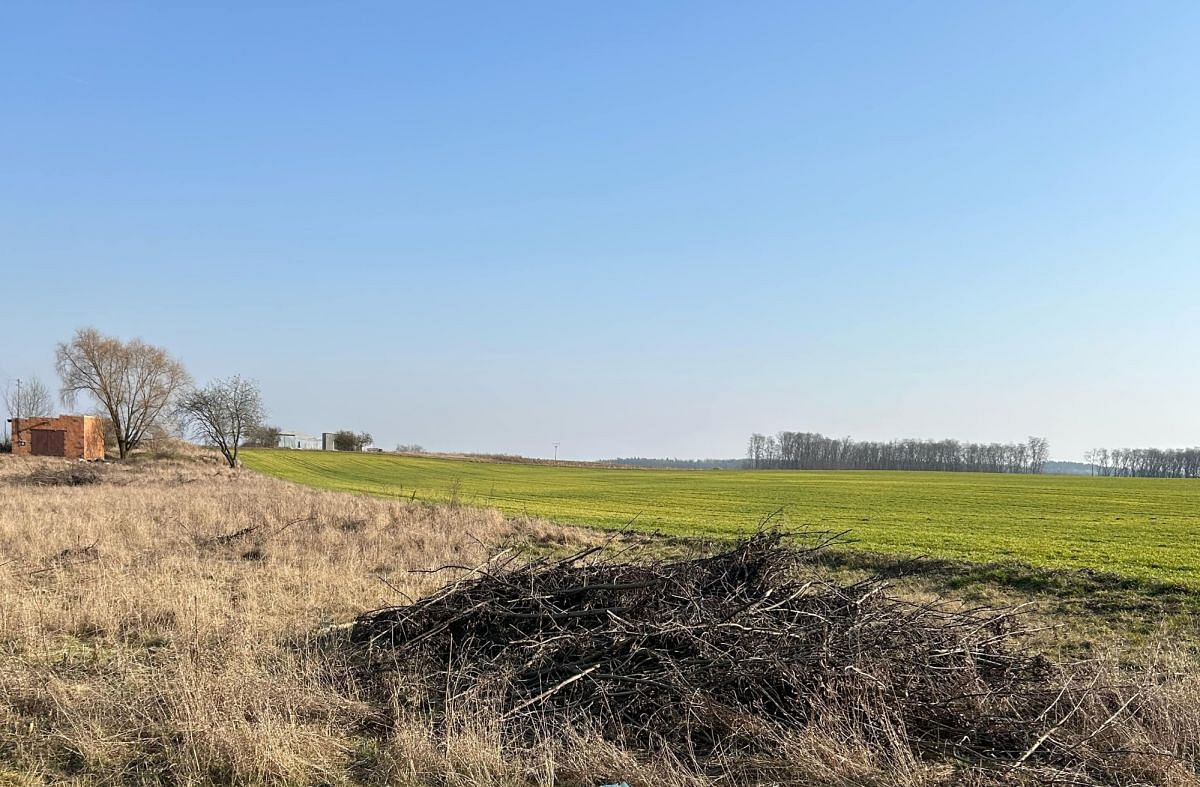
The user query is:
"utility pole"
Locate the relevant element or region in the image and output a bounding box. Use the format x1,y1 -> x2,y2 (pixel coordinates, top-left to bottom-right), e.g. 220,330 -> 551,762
552,442 -> 560,462
14,378 -> 20,419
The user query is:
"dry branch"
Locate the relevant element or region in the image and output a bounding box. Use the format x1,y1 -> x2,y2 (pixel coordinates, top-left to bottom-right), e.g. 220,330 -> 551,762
351,532 -> 1168,782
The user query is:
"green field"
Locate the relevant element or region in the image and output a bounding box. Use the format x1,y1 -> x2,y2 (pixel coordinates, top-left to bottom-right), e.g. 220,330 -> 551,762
242,450 -> 1200,590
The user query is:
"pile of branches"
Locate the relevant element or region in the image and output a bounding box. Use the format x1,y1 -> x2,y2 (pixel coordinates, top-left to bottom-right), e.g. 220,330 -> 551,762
23,464 -> 103,486
351,533 -> 1155,780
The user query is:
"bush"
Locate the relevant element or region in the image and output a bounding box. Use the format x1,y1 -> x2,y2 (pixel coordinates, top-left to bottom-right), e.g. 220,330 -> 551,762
333,430 -> 372,451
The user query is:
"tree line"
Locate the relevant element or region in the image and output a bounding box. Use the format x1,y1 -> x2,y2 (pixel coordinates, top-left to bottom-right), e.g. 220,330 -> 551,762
609,457 -> 746,470
1083,447 -> 1200,478
747,432 -> 1049,474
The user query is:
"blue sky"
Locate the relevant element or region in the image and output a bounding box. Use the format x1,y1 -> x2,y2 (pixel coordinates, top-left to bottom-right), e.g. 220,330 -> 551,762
2,2 -> 1198,460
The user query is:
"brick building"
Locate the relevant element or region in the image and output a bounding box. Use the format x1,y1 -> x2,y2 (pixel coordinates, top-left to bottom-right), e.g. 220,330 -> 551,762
8,415 -> 106,460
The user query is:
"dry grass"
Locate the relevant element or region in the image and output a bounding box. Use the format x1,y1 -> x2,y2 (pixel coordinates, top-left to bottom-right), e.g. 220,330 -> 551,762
0,448 -> 591,785
0,447 -> 1197,785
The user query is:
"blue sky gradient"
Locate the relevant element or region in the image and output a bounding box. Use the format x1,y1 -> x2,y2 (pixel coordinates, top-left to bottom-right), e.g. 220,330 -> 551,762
2,2 -> 1198,460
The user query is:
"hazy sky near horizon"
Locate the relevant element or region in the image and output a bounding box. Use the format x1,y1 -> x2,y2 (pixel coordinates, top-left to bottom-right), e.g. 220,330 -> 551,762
3,2 -> 1198,461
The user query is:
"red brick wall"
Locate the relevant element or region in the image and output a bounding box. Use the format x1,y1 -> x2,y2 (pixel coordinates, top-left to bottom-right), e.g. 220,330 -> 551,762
10,416 -> 105,460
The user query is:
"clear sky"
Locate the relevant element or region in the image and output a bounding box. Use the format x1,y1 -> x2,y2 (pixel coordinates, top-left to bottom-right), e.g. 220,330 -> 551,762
3,2 -> 1198,461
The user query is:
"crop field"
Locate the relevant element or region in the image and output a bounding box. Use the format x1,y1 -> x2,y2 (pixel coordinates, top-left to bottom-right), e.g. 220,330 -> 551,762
242,450 -> 1200,591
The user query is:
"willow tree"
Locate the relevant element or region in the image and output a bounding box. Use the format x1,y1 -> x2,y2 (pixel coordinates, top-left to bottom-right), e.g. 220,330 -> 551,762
55,328 -> 191,459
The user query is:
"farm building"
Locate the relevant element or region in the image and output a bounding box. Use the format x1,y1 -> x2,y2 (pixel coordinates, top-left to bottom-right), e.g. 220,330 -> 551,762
8,416 -> 106,460
276,431 -> 322,450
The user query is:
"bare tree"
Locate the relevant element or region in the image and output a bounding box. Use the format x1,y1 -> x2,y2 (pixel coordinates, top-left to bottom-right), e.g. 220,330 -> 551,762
4,376 -> 53,420
55,328 -> 191,459
747,433 -> 766,469
176,376 -> 265,468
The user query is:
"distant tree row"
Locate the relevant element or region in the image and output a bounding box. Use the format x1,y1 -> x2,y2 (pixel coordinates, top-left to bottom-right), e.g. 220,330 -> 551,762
610,457 -> 745,470
747,432 -> 1049,474
395,444 -> 425,454
1083,447 -> 1200,478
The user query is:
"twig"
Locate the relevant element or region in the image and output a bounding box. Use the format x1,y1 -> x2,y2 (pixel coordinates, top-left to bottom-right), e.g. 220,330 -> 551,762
505,663 -> 603,717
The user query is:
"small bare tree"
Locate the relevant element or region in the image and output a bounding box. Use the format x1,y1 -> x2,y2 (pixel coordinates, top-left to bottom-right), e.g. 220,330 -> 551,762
176,376 -> 265,468
55,328 -> 191,459
4,376 -> 54,420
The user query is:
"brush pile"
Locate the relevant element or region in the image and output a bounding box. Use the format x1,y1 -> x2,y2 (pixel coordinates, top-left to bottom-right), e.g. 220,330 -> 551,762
351,533 -> 1153,779
23,464 -> 103,486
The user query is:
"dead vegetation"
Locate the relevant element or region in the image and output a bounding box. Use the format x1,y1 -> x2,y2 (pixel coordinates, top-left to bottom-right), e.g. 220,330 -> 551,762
353,533 -> 1200,785
0,452 -> 591,784
0,450 -> 1197,785
22,462 -> 104,486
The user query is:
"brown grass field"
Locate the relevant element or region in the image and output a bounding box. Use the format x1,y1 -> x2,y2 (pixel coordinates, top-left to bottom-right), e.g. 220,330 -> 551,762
1,447 -> 1198,785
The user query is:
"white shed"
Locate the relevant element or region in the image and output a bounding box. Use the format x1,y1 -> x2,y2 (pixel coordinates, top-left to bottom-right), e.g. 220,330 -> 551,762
276,431 -> 322,450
